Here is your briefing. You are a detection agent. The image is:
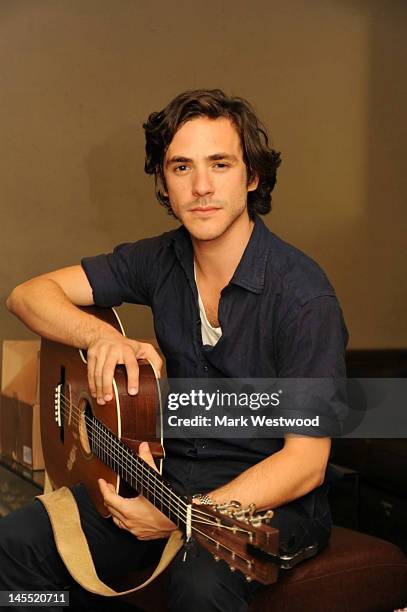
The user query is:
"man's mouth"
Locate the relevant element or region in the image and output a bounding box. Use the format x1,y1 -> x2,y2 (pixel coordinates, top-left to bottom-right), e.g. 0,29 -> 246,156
189,206 -> 220,214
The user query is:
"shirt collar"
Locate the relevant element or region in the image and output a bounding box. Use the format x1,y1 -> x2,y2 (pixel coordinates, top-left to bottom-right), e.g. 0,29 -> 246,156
171,215 -> 269,295
229,215 -> 269,294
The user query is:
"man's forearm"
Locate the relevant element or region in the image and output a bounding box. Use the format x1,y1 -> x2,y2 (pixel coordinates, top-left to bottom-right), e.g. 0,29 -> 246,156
7,271 -> 164,402
209,439 -> 329,512
6,279 -> 119,348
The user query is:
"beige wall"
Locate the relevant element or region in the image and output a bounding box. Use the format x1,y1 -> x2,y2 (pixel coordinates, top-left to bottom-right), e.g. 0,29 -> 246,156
1,0 -> 406,348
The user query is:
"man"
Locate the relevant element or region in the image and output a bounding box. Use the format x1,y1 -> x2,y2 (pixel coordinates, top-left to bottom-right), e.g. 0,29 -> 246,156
2,89 -> 348,611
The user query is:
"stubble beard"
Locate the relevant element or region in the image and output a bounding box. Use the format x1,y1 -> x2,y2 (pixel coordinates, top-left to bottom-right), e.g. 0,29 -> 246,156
188,201 -> 249,244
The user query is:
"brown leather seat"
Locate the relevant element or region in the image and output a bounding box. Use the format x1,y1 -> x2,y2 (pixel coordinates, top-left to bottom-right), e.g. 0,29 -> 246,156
122,526 -> 407,612
252,526 -> 407,612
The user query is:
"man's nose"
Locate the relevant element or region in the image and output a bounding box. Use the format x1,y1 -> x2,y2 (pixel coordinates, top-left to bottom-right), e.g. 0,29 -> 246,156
192,167 -> 215,198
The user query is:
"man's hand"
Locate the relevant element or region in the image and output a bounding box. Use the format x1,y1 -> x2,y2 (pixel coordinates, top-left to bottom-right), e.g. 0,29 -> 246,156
6,266 -> 163,406
98,442 -> 177,540
87,335 -> 163,404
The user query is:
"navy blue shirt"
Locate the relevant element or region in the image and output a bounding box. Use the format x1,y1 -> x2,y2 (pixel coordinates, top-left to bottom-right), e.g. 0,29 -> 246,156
81,215 -> 348,505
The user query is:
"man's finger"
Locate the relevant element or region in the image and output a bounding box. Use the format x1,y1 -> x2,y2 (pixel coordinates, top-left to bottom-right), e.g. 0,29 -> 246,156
94,346 -> 108,404
98,478 -> 123,510
138,441 -> 158,472
138,343 -> 163,379
123,347 -> 140,395
102,354 -> 119,401
87,351 -> 97,398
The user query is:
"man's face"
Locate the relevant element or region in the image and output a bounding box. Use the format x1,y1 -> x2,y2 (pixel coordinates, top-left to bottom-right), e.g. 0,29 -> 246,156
163,116 -> 258,242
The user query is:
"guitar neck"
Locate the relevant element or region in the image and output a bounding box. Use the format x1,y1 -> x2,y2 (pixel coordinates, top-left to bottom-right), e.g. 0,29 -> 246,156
90,416 -> 187,529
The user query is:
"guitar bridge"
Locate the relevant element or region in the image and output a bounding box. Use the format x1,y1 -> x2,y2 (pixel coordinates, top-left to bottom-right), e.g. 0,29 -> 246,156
54,383 -> 62,426
54,365 -> 67,442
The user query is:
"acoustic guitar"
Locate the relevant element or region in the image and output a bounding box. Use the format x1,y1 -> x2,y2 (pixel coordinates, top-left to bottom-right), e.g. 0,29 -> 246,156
40,306 -> 281,584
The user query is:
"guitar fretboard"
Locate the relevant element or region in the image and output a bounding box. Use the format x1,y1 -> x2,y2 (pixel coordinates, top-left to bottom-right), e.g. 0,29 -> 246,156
89,416 -> 187,528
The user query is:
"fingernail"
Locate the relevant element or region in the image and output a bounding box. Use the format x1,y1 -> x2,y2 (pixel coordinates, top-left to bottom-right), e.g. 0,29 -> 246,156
129,388 -> 138,395
104,394 -> 112,401
97,398 -> 105,405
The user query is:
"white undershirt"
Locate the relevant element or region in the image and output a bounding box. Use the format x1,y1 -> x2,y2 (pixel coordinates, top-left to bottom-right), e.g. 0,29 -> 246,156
194,262 -> 222,347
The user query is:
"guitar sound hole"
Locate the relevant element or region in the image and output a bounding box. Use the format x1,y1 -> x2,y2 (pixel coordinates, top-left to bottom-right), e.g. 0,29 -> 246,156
78,396 -> 94,458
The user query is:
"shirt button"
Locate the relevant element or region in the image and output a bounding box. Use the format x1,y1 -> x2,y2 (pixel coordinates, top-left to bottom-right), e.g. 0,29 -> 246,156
196,319 -> 201,325
203,365 -> 209,372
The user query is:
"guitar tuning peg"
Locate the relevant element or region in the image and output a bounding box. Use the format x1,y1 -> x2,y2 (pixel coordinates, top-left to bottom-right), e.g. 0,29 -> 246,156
248,509 -> 274,526
249,516 -> 262,527
213,555 -> 220,562
245,576 -> 252,582
231,502 -> 257,522
248,503 -> 257,516
257,510 -> 274,522
217,500 -> 242,515
229,566 -> 236,572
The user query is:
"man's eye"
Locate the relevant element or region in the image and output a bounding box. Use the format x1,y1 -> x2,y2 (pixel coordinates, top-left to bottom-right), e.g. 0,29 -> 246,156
175,165 -> 189,173
214,163 -> 229,169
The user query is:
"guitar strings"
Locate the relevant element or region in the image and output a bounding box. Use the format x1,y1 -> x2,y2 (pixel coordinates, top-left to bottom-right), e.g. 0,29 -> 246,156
57,389 -> 184,507
57,389 -> 210,522
55,395 -> 260,565
57,395 -> 257,548
57,391 -> 259,533
181,524 -> 256,568
56,392 -> 236,529
57,393 -> 257,536
57,394 -> 190,526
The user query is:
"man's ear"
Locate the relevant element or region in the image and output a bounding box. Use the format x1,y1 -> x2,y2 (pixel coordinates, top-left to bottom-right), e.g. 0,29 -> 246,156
247,173 -> 259,192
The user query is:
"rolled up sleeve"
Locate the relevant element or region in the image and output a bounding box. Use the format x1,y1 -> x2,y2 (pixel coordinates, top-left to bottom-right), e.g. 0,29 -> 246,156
81,239 -> 157,307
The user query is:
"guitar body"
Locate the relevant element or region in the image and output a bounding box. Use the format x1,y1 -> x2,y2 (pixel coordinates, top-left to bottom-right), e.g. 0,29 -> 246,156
40,306 -> 283,584
40,306 -> 163,516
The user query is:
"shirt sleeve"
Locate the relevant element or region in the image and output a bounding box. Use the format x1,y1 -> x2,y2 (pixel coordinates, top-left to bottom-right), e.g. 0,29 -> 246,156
276,295 -> 349,436
277,295 -> 348,377
81,239 -> 158,308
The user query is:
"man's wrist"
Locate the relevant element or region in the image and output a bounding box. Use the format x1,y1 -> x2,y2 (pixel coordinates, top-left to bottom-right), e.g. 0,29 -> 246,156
84,317 -> 122,348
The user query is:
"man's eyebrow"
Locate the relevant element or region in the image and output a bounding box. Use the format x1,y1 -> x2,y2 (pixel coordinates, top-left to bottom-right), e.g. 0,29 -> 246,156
166,153 -> 238,165
166,156 -> 193,165
208,153 -> 238,162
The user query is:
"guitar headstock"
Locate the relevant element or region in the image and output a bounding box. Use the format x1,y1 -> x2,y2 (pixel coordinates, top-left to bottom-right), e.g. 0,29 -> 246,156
190,501 -> 279,584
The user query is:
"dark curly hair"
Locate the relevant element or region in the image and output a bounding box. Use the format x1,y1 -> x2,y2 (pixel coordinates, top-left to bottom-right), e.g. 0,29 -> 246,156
143,89 -> 281,219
